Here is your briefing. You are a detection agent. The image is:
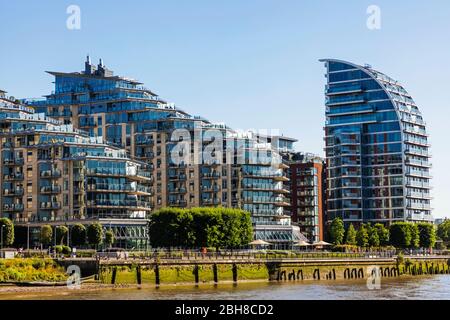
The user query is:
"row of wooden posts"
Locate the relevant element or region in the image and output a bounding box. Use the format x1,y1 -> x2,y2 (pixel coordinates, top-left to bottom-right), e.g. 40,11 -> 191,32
107,263 -> 239,285
104,261 -> 450,285
276,262 -> 450,282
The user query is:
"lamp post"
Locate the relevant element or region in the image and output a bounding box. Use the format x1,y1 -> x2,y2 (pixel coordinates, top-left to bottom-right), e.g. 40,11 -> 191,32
27,223 -> 30,252
1,225 -> 5,251
54,225 -> 57,258
66,223 -> 70,247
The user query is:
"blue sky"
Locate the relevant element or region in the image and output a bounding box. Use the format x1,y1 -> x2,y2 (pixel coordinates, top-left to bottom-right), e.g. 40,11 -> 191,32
0,1 -> 449,218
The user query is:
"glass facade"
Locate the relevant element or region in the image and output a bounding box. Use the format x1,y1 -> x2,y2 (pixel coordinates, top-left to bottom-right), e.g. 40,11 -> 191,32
0,95 -> 151,249
322,59 -> 432,225
23,57 -> 303,248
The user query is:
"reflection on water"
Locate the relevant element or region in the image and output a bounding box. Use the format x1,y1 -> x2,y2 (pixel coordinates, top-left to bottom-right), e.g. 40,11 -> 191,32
1,275 -> 449,300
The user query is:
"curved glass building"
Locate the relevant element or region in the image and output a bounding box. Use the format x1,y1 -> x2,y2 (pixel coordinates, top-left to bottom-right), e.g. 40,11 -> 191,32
321,59 -> 432,226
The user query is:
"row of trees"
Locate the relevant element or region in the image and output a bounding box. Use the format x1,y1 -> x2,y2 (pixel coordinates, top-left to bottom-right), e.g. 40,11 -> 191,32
0,218 -> 115,249
149,207 -> 253,248
39,223 -> 115,248
329,218 -> 437,249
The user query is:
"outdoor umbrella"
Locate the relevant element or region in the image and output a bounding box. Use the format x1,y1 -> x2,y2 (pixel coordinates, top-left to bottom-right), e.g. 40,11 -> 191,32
249,239 -> 270,246
293,240 -> 312,247
312,241 -> 332,246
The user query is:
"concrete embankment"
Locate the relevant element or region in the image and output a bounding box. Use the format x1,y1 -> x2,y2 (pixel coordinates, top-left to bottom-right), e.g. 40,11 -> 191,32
60,256 -> 450,286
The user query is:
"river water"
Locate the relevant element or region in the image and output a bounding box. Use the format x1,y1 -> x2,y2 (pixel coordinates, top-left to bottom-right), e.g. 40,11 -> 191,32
1,275 -> 449,300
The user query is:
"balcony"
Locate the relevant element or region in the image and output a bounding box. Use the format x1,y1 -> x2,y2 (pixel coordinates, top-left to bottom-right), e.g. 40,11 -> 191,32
169,187 -> 187,194
40,202 -> 61,210
2,188 -> 24,196
168,174 -> 187,181
203,160 -> 221,166
40,170 -> 62,178
325,94 -> 366,107
202,185 -> 220,192
202,198 -> 220,205
168,199 -> 188,207
135,137 -> 154,146
3,203 -> 24,212
3,173 -> 24,181
87,200 -> 151,209
87,184 -> 152,194
326,85 -> 363,96
406,191 -> 432,199
242,184 -> 290,193
40,185 -> 62,194
202,172 -> 220,178
406,180 -> 430,189
405,158 -> 432,168
3,158 -> 24,166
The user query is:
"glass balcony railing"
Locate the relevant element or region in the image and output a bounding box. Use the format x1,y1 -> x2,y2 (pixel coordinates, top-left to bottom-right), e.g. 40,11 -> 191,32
39,202 -> 61,210
3,173 -> 24,181
2,188 -> 24,196
40,170 -> 62,178
3,203 -> 24,211
40,186 -> 62,193
2,158 -> 24,166
87,200 -> 151,208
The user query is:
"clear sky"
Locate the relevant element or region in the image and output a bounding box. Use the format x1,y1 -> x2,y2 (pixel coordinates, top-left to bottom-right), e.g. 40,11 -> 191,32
0,1 -> 449,218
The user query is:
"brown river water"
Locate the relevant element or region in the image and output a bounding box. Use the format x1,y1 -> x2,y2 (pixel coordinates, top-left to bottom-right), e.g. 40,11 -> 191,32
0,275 -> 449,300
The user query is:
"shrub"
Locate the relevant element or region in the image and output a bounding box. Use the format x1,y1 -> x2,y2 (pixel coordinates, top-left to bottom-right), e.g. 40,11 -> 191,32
40,225 -> 53,247
87,223 -> 103,247
71,224 -> 87,246
149,207 -> 253,248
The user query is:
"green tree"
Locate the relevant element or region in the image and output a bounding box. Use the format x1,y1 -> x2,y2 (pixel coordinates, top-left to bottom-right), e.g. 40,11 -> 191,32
104,230 -> 115,248
40,225 -> 53,247
345,224 -> 357,246
417,223 -> 436,248
409,223 -> 420,249
56,226 -> 69,245
368,225 -> 380,247
71,224 -> 87,246
0,218 -> 14,247
356,224 -> 369,247
149,207 -> 252,248
87,223 -> 103,248
238,210 -> 253,246
390,222 -> 412,248
373,223 -> 390,246
329,217 -> 345,245
437,220 -> 450,242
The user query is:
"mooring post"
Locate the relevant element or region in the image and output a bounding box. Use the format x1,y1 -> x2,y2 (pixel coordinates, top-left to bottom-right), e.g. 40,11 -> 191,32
313,268 -> 320,280
136,266 -> 142,285
213,264 -> 218,283
111,267 -> 117,285
232,264 -> 238,283
155,264 -> 160,286
194,265 -> 199,285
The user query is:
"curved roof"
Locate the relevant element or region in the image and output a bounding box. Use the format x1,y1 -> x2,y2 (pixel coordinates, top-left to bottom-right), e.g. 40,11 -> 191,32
320,59 -> 426,126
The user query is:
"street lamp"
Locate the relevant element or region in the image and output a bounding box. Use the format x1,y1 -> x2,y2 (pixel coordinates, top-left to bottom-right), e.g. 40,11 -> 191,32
27,223 -> 30,252
54,225 -> 57,258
